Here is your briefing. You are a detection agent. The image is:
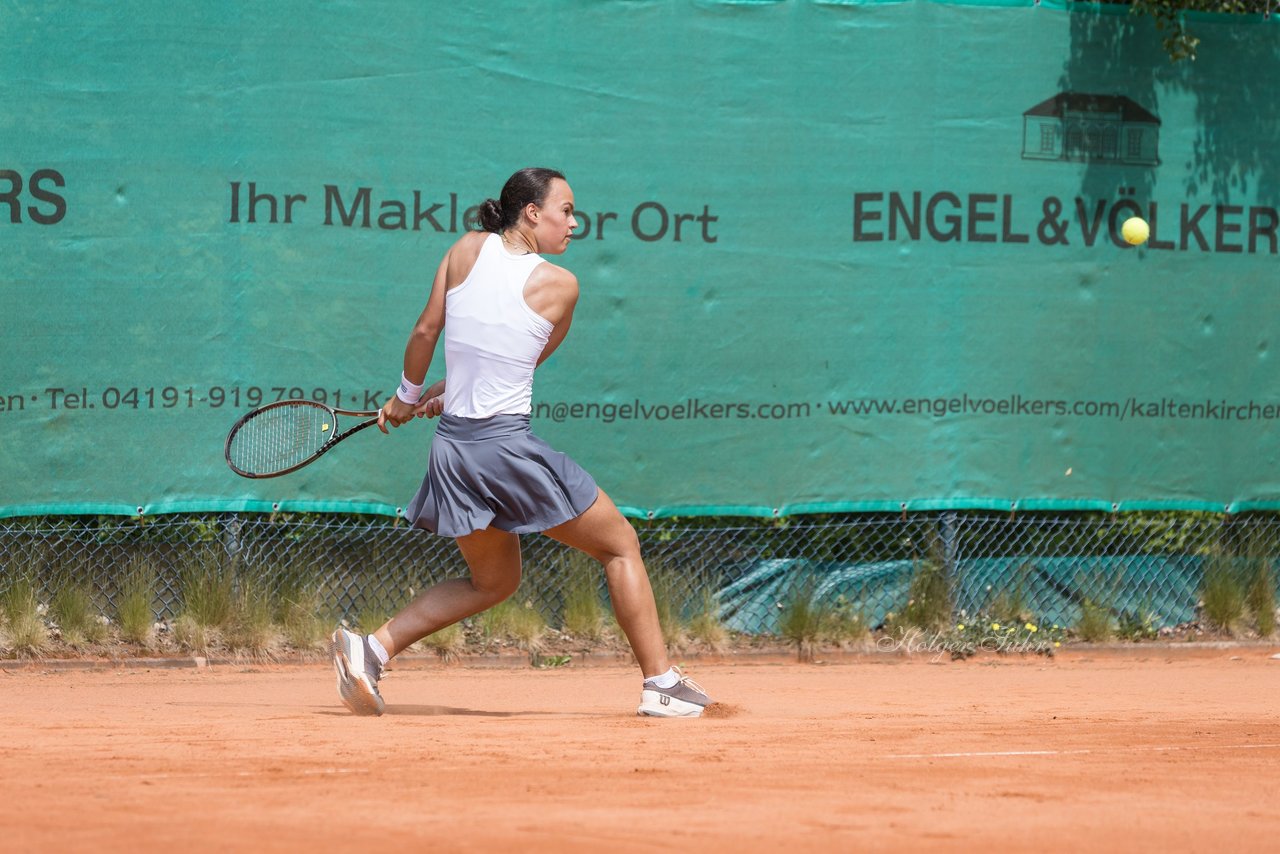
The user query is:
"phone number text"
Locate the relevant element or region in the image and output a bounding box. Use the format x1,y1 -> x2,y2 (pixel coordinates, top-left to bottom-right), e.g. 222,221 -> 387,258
31,386 -> 386,411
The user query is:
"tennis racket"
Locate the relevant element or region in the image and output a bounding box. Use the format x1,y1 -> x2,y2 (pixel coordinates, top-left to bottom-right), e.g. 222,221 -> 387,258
224,400 -> 380,478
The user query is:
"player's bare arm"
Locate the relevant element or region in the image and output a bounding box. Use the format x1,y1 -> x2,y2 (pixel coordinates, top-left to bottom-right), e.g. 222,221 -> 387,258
379,249 -> 452,432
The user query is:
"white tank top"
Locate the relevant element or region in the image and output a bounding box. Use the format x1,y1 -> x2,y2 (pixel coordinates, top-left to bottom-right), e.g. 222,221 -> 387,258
443,233 -> 553,418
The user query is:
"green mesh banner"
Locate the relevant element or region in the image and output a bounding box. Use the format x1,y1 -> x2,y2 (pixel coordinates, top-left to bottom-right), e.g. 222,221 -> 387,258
2,1 -> 1277,518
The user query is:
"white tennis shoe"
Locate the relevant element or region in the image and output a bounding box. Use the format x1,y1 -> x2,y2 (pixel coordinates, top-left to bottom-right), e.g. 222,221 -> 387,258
637,668 -> 711,718
330,627 -> 385,717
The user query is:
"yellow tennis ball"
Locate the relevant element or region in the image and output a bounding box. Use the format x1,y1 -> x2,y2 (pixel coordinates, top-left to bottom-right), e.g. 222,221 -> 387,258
1122,216 -> 1149,245
322,423 -> 331,432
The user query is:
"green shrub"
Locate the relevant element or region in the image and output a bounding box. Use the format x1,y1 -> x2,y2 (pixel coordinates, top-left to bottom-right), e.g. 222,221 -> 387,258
560,553 -> 604,641
50,580 -> 107,647
277,582 -> 328,652
687,591 -> 728,650
1076,598 -> 1114,642
480,598 -> 547,652
1,574 -> 49,656
1246,558 -> 1276,637
1117,604 -> 1160,641
478,599 -> 514,641
416,622 -> 465,661
354,606 -> 393,636
1201,551 -> 1245,633
823,595 -> 869,644
778,573 -> 825,662
779,573 -> 871,661
989,563 -> 1033,625
116,559 -> 158,646
178,549 -> 235,630
902,550 -> 951,632
647,559 -> 691,648
943,617 -> 1064,659
226,575 -> 280,659
508,601 -> 546,653
172,615 -> 215,654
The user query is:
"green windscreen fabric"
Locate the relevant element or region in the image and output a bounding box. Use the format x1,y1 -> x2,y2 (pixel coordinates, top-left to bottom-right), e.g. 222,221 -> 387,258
2,1 -> 1277,519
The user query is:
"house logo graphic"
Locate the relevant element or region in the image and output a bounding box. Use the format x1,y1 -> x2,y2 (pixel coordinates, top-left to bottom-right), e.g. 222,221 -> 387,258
1022,93 -> 1160,166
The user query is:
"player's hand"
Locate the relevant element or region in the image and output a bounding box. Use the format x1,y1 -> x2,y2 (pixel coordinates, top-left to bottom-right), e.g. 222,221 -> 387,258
379,397 -> 416,432
413,395 -> 444,419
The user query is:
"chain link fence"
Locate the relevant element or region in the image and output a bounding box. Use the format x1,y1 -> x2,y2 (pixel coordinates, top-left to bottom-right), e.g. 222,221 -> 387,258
2,511 -> 1279,639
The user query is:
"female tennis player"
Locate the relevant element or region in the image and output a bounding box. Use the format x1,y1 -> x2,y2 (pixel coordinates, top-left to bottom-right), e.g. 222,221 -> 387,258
331,167 -> 710,718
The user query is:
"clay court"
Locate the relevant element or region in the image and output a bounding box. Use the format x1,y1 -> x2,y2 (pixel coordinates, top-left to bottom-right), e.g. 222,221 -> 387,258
3,647 -> 1278,852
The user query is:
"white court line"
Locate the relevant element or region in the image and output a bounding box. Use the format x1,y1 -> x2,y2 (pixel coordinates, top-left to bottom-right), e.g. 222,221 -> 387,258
116,767 -> 366,781
885,743 -> 1280,760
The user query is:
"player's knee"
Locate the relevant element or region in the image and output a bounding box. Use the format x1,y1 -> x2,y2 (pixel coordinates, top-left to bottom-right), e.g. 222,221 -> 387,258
471,570 -> 521,603
595,549 -> 638,572
600,543 -> 645,576
611,524 -> 642,562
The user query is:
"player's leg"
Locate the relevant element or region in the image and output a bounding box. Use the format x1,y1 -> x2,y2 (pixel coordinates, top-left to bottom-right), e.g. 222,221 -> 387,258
544,489 -> 710,716
544,489 -> 668,676
374,525 -> 522,657
332,526 -> 521,716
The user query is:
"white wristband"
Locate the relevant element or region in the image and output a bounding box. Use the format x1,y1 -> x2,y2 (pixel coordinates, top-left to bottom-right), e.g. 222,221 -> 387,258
396,372 -> 424,404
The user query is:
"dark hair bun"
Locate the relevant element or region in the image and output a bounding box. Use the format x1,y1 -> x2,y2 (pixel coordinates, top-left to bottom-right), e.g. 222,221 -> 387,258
478,198 -> 503,232
476,169 -> 565,233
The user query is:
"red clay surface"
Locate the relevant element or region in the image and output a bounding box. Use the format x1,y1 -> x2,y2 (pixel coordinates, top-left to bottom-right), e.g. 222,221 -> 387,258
3,647 -> 1279,853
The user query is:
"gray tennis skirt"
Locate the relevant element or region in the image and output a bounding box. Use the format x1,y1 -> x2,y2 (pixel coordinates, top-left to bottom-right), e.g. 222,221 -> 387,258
404,413 -> 599,538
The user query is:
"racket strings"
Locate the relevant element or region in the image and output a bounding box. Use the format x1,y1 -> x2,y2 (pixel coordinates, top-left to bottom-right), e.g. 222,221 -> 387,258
228,404 -> 333,475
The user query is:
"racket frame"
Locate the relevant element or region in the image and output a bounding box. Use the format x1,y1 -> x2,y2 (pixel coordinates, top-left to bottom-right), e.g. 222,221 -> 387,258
224,399 -> 380,479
